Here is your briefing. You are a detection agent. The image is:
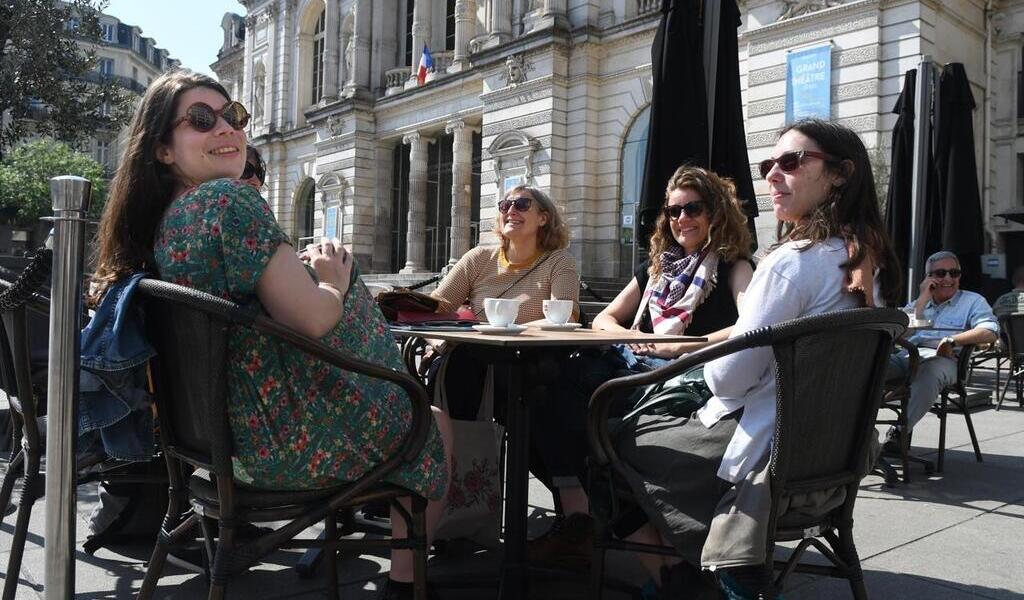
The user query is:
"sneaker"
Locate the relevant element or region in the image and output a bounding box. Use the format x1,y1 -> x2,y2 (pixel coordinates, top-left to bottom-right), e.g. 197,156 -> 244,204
526,512 -> 594,567
882,426 -> 911,455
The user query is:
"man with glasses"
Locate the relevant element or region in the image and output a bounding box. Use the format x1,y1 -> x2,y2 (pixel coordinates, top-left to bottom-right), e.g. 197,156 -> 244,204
885,250 -> 999,449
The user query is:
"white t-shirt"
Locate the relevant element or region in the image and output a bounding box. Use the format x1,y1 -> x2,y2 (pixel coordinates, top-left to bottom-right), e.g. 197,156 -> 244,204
700,238 -> 882,483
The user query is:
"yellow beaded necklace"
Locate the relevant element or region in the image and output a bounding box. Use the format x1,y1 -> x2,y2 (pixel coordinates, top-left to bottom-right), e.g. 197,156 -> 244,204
498,247 -> 542,271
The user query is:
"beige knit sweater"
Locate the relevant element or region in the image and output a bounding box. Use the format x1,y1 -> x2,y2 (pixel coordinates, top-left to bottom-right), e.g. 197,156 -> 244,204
431,246 -> 580,324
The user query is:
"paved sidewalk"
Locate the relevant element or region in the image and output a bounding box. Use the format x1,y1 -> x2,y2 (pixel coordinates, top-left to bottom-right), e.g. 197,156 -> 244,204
2,364 -> 1023,599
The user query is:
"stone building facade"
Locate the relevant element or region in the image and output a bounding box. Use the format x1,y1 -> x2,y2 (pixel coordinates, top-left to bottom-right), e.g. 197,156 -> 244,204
211,0 -> 1024,280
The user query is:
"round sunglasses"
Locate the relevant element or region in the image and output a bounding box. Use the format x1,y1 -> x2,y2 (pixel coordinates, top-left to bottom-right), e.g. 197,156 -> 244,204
758,150 -> 837,179
170,101 -> 250,133
498,196 -> 533,213
664,200 -> 708,220
927,268 -> 962,279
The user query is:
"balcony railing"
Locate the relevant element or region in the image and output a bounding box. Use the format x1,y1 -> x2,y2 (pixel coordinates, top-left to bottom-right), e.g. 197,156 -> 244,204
384,67 -> 411,95
80,71 -> 147,94
638,0 -> 659,14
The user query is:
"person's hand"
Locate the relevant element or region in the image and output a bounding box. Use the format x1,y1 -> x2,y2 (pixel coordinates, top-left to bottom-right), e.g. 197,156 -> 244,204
936,338 -> 955,359
301,238 -> 352,295
631,342 -> 679,359
918,276 -> 937,303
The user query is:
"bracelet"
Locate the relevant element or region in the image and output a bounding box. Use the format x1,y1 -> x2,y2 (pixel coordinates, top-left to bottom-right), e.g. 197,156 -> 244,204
319,281 -> 346,298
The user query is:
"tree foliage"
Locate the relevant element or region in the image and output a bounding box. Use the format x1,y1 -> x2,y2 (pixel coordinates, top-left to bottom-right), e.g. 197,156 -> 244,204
0,0 -> 132,159
0,139 -> 107,226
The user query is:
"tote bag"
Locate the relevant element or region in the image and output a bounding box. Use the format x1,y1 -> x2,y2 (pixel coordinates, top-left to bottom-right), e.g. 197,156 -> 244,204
433,356 -> 504,548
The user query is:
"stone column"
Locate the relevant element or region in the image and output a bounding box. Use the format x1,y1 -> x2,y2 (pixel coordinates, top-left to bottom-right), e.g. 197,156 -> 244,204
322,0 -> 340,100
490,0 -> 511,37
450,0 -> 476,72
446,120 -> 475,264
243,15 -> 255,121
408,0 -> 432,86
401,132 -> 433,273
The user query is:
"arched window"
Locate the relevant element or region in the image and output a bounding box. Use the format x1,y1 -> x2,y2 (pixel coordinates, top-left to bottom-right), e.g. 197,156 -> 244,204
296,181 -> 316,245
311,10 -> 326,104
618,105 -> 650,277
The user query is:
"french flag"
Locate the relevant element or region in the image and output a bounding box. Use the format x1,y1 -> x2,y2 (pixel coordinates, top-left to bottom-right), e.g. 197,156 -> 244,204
417,44 -> 433,85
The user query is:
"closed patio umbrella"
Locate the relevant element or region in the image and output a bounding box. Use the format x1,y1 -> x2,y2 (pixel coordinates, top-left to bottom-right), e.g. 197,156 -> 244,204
885,68 -> 941,301
638,0 -> 757,250
934,62 -> 985,293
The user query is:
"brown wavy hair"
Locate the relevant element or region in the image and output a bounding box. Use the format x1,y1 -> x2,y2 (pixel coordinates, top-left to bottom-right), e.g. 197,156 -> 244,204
493,185 -> 570,251
771,118 -> 901,305
90,70 -> 232,305
647,165 -> 751,277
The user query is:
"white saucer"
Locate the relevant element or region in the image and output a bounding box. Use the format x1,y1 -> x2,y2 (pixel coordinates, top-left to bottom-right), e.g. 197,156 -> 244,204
538,322 -> 583,331
473,324 -> 528,335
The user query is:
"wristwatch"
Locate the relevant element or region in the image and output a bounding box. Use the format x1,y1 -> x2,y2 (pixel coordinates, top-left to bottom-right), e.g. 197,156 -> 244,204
941,335 -> 957,348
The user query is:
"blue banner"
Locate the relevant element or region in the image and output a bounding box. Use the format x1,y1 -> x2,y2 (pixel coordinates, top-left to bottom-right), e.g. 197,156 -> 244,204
785,45 -> 832,123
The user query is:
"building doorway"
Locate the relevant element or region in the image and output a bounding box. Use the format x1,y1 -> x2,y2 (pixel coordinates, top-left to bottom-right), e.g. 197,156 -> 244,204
619,105 -> 650,278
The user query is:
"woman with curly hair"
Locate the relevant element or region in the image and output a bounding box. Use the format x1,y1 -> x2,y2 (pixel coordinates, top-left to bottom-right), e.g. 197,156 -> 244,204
593,165 -> 754,366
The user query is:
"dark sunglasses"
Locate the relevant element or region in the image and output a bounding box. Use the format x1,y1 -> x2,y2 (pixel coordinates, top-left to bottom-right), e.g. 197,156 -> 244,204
758,150 -> 837,179
171,101 -> 250,133
928,268 -> 962,279
498,196 -> 533,213
664,201 -> 708,220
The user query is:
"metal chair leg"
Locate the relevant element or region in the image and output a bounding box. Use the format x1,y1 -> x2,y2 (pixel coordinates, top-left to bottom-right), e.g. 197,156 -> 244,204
0,449 -> 24,521
324,513 -> 339,600
959,395 -> 983,463
937,394 -> 948,473
2,469 -> 40,600
411,495 -> 428,600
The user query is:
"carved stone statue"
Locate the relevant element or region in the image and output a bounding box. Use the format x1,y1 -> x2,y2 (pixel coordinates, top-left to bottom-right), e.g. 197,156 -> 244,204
253,67 -> 265,123
503,54 -> 530,86
777,0 -> 845,21
344,37 -> 354,86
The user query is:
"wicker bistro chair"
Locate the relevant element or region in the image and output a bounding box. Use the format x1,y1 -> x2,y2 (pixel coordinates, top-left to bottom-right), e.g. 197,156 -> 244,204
586,308 -> 906,600
135,278 -> 434,600
995,313 -> 1024,411
934,343 -> 982,472
0,251 -> 164,600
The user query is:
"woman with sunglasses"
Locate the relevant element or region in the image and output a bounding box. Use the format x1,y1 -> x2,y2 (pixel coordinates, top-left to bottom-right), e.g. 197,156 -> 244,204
92,70 -> 451,600
428,184 -> 584,555
592,165 -> 754,367
611,119 -> 900,599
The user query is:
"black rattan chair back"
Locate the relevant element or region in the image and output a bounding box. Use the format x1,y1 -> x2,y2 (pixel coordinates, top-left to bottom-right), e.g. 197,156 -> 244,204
135,278 -> 433,600
996,313 -> 1024,410
587,307 -> 906,600
0,250 -> 52,600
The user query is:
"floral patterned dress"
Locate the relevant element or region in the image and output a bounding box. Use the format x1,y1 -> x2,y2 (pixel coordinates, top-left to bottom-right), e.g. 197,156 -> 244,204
153,178 -> 447,499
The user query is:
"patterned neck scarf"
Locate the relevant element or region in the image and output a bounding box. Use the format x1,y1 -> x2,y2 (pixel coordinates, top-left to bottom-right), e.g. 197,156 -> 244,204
631,245 -> 719,335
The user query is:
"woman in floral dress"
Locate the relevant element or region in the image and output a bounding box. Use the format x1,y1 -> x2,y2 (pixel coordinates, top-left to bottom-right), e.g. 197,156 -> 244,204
92,69 -> 451,600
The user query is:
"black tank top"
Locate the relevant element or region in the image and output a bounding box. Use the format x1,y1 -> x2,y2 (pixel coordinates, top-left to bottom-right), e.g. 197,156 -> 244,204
634,258 -> 752,336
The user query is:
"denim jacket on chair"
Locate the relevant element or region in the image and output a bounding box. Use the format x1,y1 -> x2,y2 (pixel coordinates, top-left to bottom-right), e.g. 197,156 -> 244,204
79,272 -> 156,461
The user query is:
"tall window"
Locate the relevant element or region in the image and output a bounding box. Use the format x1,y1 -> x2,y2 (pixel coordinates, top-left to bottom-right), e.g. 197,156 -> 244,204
311,10 -> 326,104
95,139 -> 110,169
1018,46 -> 1024,119
297,183 -> 316,244
618,105 -> 650,278
445,0 -> 456,51
98,58 -> 114,76
404,0 -> 415,66
391,144 -> 411,272
101,22 -> 116,42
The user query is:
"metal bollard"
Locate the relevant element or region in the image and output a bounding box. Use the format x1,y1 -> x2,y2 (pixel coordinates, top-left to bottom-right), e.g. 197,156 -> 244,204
44,176 -> 92,600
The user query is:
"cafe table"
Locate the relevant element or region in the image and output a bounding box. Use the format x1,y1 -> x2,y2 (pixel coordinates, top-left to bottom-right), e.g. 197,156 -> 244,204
395,325 -> 706,600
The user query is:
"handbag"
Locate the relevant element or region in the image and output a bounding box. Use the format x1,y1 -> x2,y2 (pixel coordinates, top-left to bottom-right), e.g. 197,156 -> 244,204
433,355 -> 504,548
375,289 -> 439,321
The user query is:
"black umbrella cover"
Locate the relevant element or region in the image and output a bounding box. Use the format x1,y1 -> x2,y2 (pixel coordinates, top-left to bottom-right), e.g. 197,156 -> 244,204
935,62 -> 985,292
885,69 -> 916,279
637,0 -> 757,250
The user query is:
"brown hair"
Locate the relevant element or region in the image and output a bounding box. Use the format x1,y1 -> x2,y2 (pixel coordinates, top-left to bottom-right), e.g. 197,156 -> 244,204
772,118 -> 901,305
648,165 -> 751,277
90,70 -> 232,304
493,185 -> 570,251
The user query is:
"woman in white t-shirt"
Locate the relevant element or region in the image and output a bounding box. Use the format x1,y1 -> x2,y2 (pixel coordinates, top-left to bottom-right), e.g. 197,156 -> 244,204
613,119 -> 900,598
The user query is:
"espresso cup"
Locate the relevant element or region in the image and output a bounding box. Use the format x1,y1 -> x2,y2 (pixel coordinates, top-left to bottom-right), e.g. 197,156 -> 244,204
483,298 -> 522,327
542,299 -> 573,325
